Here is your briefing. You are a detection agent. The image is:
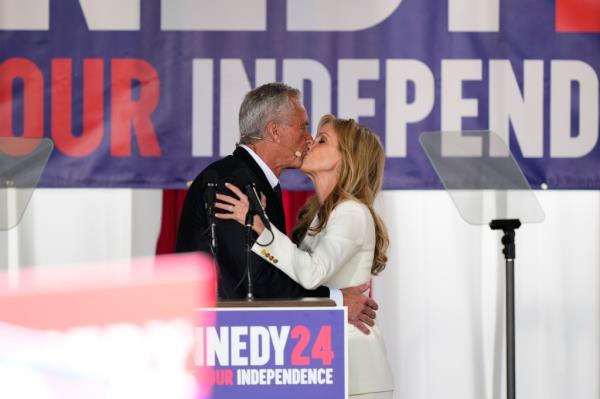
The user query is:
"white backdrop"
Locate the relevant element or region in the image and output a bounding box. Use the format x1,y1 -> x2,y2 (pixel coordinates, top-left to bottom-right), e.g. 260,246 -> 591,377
0,189 -> 598,399
374,191 -> 599,399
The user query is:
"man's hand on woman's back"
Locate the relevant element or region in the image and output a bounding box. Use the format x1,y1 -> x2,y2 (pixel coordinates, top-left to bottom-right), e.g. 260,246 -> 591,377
341,282 -> 378,335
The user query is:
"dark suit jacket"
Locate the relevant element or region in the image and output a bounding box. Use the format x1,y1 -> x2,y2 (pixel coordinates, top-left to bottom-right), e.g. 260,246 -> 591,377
176,146 -> 330,299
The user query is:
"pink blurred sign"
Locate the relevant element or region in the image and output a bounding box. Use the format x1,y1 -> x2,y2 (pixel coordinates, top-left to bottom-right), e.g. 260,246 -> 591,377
0,253 -> 216,399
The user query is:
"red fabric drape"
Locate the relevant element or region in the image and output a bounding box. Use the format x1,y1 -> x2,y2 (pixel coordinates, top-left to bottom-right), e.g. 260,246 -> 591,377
155,189 -> 188,255
281,190 -> 313,234
156,189 -> 314,255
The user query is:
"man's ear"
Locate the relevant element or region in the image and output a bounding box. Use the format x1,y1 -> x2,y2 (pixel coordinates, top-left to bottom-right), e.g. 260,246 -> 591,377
265,120 -> 281,143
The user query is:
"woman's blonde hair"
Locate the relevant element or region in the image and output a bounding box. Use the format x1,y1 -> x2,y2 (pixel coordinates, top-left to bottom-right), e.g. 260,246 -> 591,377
291,115 -> 389,275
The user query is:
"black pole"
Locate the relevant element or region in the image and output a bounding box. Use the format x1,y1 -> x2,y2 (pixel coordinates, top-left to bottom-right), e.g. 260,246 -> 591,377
490,219 -> 520,399
245,211 -> 255,301
506,258 -> 515,399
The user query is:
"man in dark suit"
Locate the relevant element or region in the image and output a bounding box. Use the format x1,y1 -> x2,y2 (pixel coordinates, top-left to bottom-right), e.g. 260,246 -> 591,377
176,83 -> 377,333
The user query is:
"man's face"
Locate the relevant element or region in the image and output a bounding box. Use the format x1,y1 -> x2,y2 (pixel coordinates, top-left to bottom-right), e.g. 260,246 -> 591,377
277,99 -> 312,169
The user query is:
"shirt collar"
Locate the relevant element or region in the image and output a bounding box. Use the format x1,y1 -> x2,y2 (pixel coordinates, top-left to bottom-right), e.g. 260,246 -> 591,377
239,145 -> 279,189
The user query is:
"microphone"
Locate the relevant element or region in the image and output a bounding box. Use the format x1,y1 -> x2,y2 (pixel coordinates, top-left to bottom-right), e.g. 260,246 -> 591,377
246,135 -> 303,158
203,170 -> 218,252
243,182 -> 271,231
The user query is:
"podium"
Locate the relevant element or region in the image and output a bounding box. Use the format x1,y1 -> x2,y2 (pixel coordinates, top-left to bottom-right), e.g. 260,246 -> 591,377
197,298 -> 347,399
218,297 -> 336,308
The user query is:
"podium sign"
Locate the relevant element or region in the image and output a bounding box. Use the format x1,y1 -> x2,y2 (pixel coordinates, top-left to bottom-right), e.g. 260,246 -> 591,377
196,307 -> 347,399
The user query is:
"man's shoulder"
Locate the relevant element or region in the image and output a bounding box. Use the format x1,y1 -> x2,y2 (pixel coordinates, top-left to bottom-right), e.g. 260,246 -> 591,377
188,150 -> 260,190
192,152 -> 241,177
206,152 -> 244,173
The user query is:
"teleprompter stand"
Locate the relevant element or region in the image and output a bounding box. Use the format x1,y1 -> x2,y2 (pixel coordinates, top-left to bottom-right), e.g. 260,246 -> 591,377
0,137 -> 53,231
420,131 -> 545,399
0,137 -> 53,282
489,218 -> 521,399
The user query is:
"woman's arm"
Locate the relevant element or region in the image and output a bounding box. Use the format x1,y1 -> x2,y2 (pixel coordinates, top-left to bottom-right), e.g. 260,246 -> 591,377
252,201 -> 368,289
214,183 -> 369,289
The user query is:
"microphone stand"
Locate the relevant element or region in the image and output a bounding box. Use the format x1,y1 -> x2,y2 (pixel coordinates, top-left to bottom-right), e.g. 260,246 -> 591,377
242,181 -> 273,301
207,217 -> 219,300
204,180 -> 219,299
244,209 -> 256,301
241,181 -> 274,301
208,220 -> 217,255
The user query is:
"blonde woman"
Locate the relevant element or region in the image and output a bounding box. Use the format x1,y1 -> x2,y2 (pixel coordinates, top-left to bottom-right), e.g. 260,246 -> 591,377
216,115 -> 394,398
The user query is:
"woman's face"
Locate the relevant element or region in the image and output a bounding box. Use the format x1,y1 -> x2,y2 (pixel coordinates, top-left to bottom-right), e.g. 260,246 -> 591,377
301,123 -> 342,175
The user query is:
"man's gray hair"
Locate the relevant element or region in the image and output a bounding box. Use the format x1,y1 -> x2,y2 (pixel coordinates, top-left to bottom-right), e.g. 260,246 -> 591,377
239,83 -> 301,144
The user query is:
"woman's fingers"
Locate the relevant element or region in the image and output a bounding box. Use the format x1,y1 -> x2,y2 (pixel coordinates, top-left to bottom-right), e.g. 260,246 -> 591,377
216,193 -> 237,206
214,183 -> 261,226
214,211 -> 235,220
214,183 -> 252,225
215,201 -> 234,212
224,182 -> 247,203
215,201 -> 244,224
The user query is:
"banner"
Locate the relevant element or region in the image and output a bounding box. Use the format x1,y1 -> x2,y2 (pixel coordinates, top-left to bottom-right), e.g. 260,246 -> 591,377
1,0 -> 598,189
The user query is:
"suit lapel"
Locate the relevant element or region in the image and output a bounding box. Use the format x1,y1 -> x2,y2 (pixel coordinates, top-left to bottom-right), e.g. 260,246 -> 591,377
272,184 -> 285,234
233,147 -> 286,233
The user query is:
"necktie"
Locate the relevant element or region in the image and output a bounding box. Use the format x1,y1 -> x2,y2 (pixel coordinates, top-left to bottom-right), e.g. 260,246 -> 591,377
273,183 -> 285,232
273,183 -> 282,199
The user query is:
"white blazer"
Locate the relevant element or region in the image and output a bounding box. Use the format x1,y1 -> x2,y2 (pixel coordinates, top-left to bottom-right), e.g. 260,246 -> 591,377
252,200 -> 394,396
